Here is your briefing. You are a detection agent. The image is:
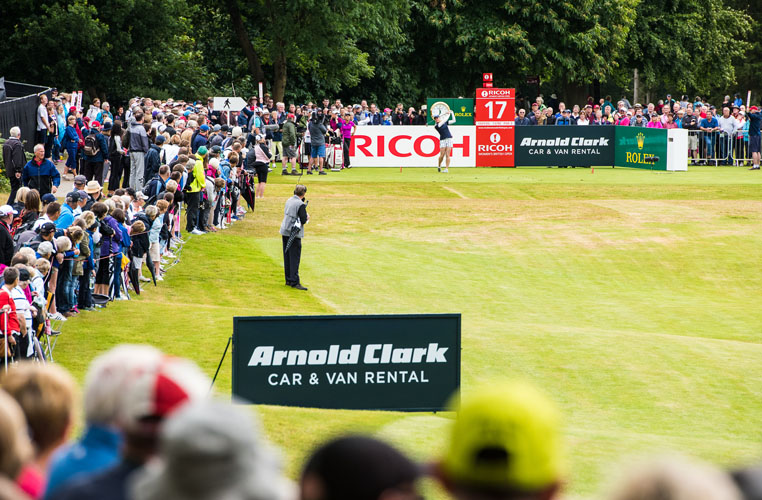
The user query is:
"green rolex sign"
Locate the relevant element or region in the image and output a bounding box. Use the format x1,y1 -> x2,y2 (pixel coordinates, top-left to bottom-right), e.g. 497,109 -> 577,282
614,127 -> 669,170
427,98 -> 474,126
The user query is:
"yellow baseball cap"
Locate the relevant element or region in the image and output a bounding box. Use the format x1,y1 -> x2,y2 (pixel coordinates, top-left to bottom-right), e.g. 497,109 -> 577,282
441,381 -> 562,493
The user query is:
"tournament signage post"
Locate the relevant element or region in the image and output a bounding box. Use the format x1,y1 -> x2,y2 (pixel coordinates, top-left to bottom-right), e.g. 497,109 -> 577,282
232,314 -> 461,411
474,86 -> 515,167
614,127 -> 668,170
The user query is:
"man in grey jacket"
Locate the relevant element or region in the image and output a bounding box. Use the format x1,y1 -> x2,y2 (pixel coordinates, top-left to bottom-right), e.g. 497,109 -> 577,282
128,111 -> 150,191
280,184 -> 309,290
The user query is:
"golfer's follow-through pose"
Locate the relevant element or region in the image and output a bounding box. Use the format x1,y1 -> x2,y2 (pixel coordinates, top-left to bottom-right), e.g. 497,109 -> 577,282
280,184 -> 310,290
434,109 -> 454,172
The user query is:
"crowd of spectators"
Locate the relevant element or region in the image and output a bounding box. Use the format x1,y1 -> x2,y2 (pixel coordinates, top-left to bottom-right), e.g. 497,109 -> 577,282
514,93 -> 762,168
0,353 -> 759,500
1,90 -> 760,500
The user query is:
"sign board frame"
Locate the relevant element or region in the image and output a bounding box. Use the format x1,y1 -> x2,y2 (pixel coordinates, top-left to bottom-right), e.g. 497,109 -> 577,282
232,314 -> 461,411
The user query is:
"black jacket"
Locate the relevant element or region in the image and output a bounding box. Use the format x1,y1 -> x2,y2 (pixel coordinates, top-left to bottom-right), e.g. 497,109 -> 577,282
0,222 -> 14,266
131,213 -> 151,258
143,144 -> 162,181
2,137 -> 25,178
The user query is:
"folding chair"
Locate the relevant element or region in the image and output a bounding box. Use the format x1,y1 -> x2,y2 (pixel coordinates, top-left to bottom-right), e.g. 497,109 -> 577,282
40,291 -> 62,362
2,311 -> 10,373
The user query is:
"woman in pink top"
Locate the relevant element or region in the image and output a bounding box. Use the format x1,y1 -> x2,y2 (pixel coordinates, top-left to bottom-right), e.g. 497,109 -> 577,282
647,113 -> 664,128
339,113 -> 356,169
664,113 -> 678,129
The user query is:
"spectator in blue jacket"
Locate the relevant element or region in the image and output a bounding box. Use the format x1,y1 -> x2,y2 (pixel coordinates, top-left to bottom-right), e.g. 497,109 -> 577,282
62,114 -> 80,177
191,124 -> 208,154
83,122 -> 110,183
515,108 -> 532,126
556,109 -> 575,125
45,345 -> 165,499
143,136 -> 164,183
22,144 -> 61,197
56,191 -> 80,230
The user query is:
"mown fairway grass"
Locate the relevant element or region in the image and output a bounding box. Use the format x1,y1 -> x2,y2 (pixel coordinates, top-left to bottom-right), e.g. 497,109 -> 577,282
54,166 -> 762,498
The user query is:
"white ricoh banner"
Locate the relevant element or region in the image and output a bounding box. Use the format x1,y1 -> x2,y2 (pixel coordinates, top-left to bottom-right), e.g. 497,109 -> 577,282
349,125 -> 476,167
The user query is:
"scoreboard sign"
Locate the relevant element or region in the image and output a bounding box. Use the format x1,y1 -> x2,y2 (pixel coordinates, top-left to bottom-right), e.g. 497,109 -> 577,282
475,88 -> 515,166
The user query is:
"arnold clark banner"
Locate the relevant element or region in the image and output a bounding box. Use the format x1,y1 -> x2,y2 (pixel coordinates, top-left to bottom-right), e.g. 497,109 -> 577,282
614,127 -> 668,170
232,314 -> 461,411
514,126 -> 615,166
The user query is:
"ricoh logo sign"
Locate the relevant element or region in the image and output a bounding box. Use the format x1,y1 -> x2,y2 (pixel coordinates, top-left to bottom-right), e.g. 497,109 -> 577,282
232,315 -> 461,411
349,127 -> 475,167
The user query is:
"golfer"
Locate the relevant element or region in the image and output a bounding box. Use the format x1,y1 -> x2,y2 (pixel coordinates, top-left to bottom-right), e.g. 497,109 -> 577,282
434,109 -> 454,173
280,185 -> 309,290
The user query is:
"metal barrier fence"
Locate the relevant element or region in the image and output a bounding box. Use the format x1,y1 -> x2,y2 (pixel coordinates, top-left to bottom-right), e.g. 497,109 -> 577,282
686,130 -> 753,166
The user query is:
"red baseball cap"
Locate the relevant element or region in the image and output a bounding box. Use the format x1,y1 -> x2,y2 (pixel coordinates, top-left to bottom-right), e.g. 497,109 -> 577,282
91,121 -> 101,128
751,106 -> 759,112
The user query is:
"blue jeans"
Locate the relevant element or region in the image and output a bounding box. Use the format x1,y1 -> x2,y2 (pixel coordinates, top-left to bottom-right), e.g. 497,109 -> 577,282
78,273 -> 92,309
704,134 -> 716,159
57,263 -> 73,312
65,275 -> 77,310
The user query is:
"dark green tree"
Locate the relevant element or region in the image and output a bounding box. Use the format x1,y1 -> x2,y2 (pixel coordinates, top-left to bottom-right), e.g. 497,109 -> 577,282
0,0 -> 215,102
622,0 -> 751,97
221,0 -> 409,103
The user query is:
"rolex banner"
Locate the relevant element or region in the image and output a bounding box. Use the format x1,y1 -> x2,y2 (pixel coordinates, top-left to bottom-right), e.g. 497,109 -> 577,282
427,98 -> 474,126
514,127 -> 615,167
232,314 -> 461,411
614,127 -> 669,170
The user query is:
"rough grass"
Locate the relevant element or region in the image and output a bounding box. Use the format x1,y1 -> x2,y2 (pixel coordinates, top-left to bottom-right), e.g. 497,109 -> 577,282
54,166 -> 762,499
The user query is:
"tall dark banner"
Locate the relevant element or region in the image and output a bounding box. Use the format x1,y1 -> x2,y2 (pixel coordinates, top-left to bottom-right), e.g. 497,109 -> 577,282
515,126 -> 616,166
232,314 -> 461,411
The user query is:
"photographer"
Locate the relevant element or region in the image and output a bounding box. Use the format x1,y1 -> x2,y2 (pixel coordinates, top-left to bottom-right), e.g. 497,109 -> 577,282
307,111 -> 328,175
392,104 -> 405,125
280,185 -> 309,290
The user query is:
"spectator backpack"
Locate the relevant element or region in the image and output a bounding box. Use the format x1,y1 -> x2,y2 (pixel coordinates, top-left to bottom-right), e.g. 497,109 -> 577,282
84,134 -> 100,157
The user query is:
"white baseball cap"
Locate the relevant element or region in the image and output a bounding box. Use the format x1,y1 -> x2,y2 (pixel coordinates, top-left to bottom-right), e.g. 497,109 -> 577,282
0,205 -> 18,217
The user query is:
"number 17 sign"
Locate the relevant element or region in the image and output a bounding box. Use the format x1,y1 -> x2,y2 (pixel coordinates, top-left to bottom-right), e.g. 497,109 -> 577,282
475,88 -> 515,167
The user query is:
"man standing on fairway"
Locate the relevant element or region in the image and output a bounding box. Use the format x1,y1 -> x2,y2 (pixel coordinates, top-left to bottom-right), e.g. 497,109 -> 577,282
434,109 -> 454,173
280,184 -> 309,290
747,106 -> 762,170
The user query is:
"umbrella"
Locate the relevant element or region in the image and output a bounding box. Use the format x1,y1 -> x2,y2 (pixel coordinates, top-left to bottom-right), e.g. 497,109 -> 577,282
284,219 -> 301,254
127,249 -> 141,295
144,252 -> 158,286
239,171 -> 256,211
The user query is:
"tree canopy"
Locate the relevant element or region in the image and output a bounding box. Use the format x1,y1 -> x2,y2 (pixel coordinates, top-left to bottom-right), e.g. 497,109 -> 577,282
0,0 -> 755,105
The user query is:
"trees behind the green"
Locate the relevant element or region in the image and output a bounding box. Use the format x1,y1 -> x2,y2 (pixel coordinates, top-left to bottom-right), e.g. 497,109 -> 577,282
0,0 -> 755,105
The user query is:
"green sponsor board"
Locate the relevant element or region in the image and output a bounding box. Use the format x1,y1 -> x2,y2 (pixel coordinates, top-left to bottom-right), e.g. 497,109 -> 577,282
614,127 -> 668,170
427,98 -> 474,126
232,314 -> 461,411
